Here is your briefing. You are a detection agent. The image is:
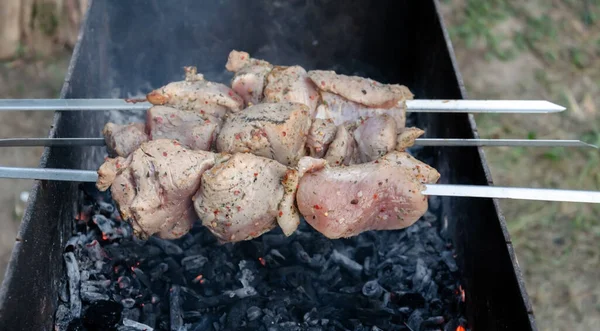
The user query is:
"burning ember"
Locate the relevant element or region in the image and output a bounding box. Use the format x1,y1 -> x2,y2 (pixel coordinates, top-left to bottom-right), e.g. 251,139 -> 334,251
54,183 -> 469,330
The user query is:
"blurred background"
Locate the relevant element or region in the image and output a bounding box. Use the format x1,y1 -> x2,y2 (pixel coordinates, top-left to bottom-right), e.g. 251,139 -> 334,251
0,1 -> 598,330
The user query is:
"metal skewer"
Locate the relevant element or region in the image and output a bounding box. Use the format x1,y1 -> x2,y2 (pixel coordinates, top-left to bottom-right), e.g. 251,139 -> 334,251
0,166 -> 597,203
0,137 -> 595,149
0,99 -> 566,114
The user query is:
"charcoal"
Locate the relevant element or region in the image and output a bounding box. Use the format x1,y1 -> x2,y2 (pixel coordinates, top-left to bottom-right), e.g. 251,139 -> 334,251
57,185 -> 469,331
98,201 -> 116,215
123,308 -> 141,322
55,304 -> 73,331
181,255 -> 208,272
122,318 -> 154,331
441,251 -> 458,273
121,298 -> 136,309
362,280 -> 383,298
407,309 -> 424,331
81,292 -> 110,303
331,250 -> 363,277
64,252 -> 82,318
247,306 -> 262,321
60,280 -> 70,303
82,300 -> 122,330
149,236 -> 183,255
142,303 -> 157,328
170,285 -> 184,331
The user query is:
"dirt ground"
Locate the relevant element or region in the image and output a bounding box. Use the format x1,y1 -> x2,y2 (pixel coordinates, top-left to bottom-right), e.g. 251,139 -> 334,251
0,2 -> 598,330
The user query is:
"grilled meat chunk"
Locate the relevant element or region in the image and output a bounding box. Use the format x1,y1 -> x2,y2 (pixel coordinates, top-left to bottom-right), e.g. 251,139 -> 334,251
396,127 -> 425,151
96,139 -> 217,239
264,66 -> 320,116
380,151 -> 440,184
324,122 -> 359,166
306,118 -> 337,158
147,106 -> 221,151
146,66 -> 244,118
353,115 -> 397,162
216,102 -> 311,166
309,70 -> 413,127
226,50 -> 273,106
102,122 -> 149,157
193,153 -> 300,242
309,70 -> 413,108
296,153 -> 439,239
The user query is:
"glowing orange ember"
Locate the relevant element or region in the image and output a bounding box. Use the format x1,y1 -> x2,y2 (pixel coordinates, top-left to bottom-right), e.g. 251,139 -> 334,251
456,326 -> 466,331
193,274 -> 204,283
258,257 -> 266,266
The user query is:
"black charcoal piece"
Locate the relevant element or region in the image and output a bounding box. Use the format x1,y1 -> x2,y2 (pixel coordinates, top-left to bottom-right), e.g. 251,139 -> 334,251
247,306 -> 262,321
54,304 -> 72,331
441,251 -> 458,273
149,236 -> 183,255
331,250 -> 363,277
121,298 -> 136,309
362,280 -> 383,298
122,318 -> 154,331
82,300 -> 122,330
407,309 -> 424,331
170,285 -> 183,331
64,252 -> 82,318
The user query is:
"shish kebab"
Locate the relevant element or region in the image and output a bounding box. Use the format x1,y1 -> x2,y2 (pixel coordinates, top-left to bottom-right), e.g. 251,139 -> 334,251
0,50 -> 589,149
0,50 -> 599,243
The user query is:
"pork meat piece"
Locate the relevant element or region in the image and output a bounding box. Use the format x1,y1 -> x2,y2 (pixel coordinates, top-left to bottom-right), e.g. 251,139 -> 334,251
296,154 -> 438,239
324,122 -> 360,166
216,102 -> 311,166
306,118 -> 337,158
353,115 -> 397,162
309,70 -> 414,128
102,122 -> 149,157
96,139 -> 217,239
308,70 -> 414,108
193,153 -> 300,242
315,91 -> 407,128
146,66 -> 244,118
226,50 -> 273,106
264,66 -> 320,116
380,151 -> 440,184
147,106 -> 221,151
396,127 -> 425,151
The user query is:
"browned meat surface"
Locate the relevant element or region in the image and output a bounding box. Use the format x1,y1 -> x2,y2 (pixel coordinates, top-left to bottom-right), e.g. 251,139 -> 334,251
102,122 -> 149,157
324,122 -> 359,166
96,139 -> 217,239
147,106 -> 221,151
226,50 -> 273,106
264,66 -> 320,116
353,115 -> 397,162
193,153 -> 299,242
296,153 -> 439,239
306,118 -> 337,158
216,102 -> 311,166
146,66 -> 244,118
396,127 -> 425,151
308,70 -> 413,108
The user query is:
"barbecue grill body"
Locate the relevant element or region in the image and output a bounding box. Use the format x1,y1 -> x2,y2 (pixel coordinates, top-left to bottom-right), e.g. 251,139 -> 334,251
0,0 -> 536,330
